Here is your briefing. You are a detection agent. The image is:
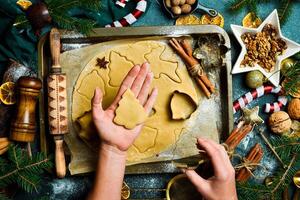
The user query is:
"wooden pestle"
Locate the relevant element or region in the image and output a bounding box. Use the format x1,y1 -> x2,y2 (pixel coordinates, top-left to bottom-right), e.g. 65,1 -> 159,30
10,76 -> 42,142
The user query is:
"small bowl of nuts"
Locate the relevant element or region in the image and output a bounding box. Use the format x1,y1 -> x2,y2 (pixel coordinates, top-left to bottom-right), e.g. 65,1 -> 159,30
163,0 -> 218,19
231,9 -> 300,86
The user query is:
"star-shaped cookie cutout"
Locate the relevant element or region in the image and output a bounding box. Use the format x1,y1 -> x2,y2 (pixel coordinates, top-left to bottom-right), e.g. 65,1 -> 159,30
231,9 -> 300,86
96,57 -> 109,69
241,106 -> 264,125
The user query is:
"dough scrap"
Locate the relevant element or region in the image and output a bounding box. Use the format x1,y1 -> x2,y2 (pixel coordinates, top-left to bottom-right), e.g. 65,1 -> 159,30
114,89 -> 148,129
170,91 -> 197,120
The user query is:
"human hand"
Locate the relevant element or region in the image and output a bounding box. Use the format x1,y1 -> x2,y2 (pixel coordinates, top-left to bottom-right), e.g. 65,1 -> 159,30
92,63 -> 158,153
184,138 -> 237,200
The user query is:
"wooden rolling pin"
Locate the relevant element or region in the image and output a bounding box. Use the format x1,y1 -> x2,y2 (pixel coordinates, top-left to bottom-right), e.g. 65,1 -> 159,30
10,76 -> 42,142
48,28 -> 68,178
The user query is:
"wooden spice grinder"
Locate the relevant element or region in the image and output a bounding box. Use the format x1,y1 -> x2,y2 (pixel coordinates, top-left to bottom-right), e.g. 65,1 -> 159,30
48,28 -> 69,178
10,76 -> 42,142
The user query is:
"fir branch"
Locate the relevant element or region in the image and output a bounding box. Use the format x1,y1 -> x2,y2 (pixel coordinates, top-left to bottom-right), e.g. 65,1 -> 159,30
237,135 -> 300,200
0,145 -> 53,193
237,154 -> 298,200
283,62 -> 300,96
13,15 -> 30,29
228,0 -> 296,23
271,154 -> 296,193
0,193 -> 10,200
278,0 -> 293,23
229,0 -> 250,10
46,0 -> 101,12
13,0 -> 101,34
51,13 -> 96,34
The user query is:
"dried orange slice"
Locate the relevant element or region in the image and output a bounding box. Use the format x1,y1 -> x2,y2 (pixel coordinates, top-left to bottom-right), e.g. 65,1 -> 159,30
121,182 -> 130,200
175,15 -> 201,25
200,13 -> 224,28
242,12 -> 262,28
0,82 -> 16,105
289,87 -> 300,98
16,0 -> 32,10
0,137 -> 10,155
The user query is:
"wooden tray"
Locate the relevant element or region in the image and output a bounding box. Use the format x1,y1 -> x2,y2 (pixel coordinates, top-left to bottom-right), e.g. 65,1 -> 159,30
37,25 -> 233,174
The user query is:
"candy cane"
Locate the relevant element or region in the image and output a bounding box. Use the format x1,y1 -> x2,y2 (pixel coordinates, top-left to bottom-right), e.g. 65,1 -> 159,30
264,95 -> 288,113
233,85 -> 288,114
116,0 -> 129,8
106,0 -> 147,27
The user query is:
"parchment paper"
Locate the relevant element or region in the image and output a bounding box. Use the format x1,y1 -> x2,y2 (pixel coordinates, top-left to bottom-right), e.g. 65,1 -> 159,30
60,37 -> 221,175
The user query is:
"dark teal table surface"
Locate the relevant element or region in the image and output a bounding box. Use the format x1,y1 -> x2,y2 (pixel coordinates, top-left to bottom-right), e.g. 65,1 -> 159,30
7,0 -> 300,199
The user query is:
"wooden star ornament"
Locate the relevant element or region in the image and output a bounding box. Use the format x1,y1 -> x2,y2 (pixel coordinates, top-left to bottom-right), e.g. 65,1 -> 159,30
96,57 -> 109,69
241,106 -> 264,125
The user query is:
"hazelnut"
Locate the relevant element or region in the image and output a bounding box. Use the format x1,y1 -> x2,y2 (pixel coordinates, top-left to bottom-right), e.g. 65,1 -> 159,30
171,0 -> 180,6
287,98 -> 300,120
181,4 -> 192,14
165,0 -> 171,8
268,111 -> 292,135
171,6 -> 182,15
186,0 -> 196,5
179,0 -> 186,5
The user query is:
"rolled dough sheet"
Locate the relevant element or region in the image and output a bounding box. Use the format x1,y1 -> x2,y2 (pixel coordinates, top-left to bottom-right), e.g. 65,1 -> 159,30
60,37 -> 220,175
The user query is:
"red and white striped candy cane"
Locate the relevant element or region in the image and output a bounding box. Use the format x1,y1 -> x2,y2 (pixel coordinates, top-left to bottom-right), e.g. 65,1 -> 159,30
264,95 -> 288,113
106,0 -> 147,27
233,85 -> 288,114
116,0 -> 129,8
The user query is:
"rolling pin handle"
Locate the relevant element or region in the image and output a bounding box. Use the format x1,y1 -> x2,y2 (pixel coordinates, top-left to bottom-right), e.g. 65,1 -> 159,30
54,138 -> 66,178
49,28 -> 61,69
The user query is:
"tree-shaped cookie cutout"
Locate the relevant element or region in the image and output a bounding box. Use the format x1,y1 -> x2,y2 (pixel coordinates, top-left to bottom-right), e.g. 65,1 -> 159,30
114,89 -> 148,129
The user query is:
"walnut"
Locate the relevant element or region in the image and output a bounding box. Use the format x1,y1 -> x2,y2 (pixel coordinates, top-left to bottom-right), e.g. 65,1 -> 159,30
268,111 -> 292,135
287,98 -> 300,120
240,23 -> 287,72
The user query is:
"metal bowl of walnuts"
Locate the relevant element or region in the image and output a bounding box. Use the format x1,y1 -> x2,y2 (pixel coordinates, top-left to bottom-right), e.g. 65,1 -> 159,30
163,0 -> 218,19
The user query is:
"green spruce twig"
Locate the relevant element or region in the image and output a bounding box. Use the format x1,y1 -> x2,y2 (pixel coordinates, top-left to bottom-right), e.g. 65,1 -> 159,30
283,62 -> 300,97
0,145 -> 53,193
258,129 -> 286,168
237,135 -> 300,200
14,0 -> 101,34
228,0 -> 296,24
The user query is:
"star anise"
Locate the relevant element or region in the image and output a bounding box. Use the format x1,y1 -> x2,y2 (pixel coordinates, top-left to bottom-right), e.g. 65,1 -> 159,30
96,57 -> 109,69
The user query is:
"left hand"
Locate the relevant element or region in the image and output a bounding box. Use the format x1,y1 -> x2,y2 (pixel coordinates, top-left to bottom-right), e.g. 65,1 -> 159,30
92,62 -> 158,153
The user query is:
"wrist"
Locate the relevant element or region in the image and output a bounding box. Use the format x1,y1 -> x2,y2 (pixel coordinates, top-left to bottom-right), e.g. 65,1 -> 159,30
99,142 -> 127,159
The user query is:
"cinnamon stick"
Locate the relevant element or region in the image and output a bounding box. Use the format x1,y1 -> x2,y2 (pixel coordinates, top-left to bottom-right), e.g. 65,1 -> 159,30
169,38 -> 214,98
225,124 -> 253,150
197,73 -> 215,94
236,144 -> 263,182
196,78 -> 211,98
181,39 -> 193,57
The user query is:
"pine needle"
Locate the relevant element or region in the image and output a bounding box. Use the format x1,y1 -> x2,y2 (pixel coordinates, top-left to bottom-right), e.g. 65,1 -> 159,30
278,0 -> 292,23
13,0 -> 101,34
236,135 -> 300,200
228,0 -> 296,23
0,145 -> 53,193
283,62 -> 300,96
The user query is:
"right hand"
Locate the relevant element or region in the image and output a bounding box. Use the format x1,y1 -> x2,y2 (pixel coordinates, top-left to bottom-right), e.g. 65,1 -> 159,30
184,138 -> 238,200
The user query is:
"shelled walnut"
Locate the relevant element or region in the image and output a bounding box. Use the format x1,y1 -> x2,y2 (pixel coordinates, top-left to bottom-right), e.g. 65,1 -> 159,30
241,24 -> 287,72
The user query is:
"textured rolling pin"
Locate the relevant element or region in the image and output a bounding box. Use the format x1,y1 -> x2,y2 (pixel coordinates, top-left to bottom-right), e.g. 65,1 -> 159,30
48,28 -> 68,178
10,76 -> 42,142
